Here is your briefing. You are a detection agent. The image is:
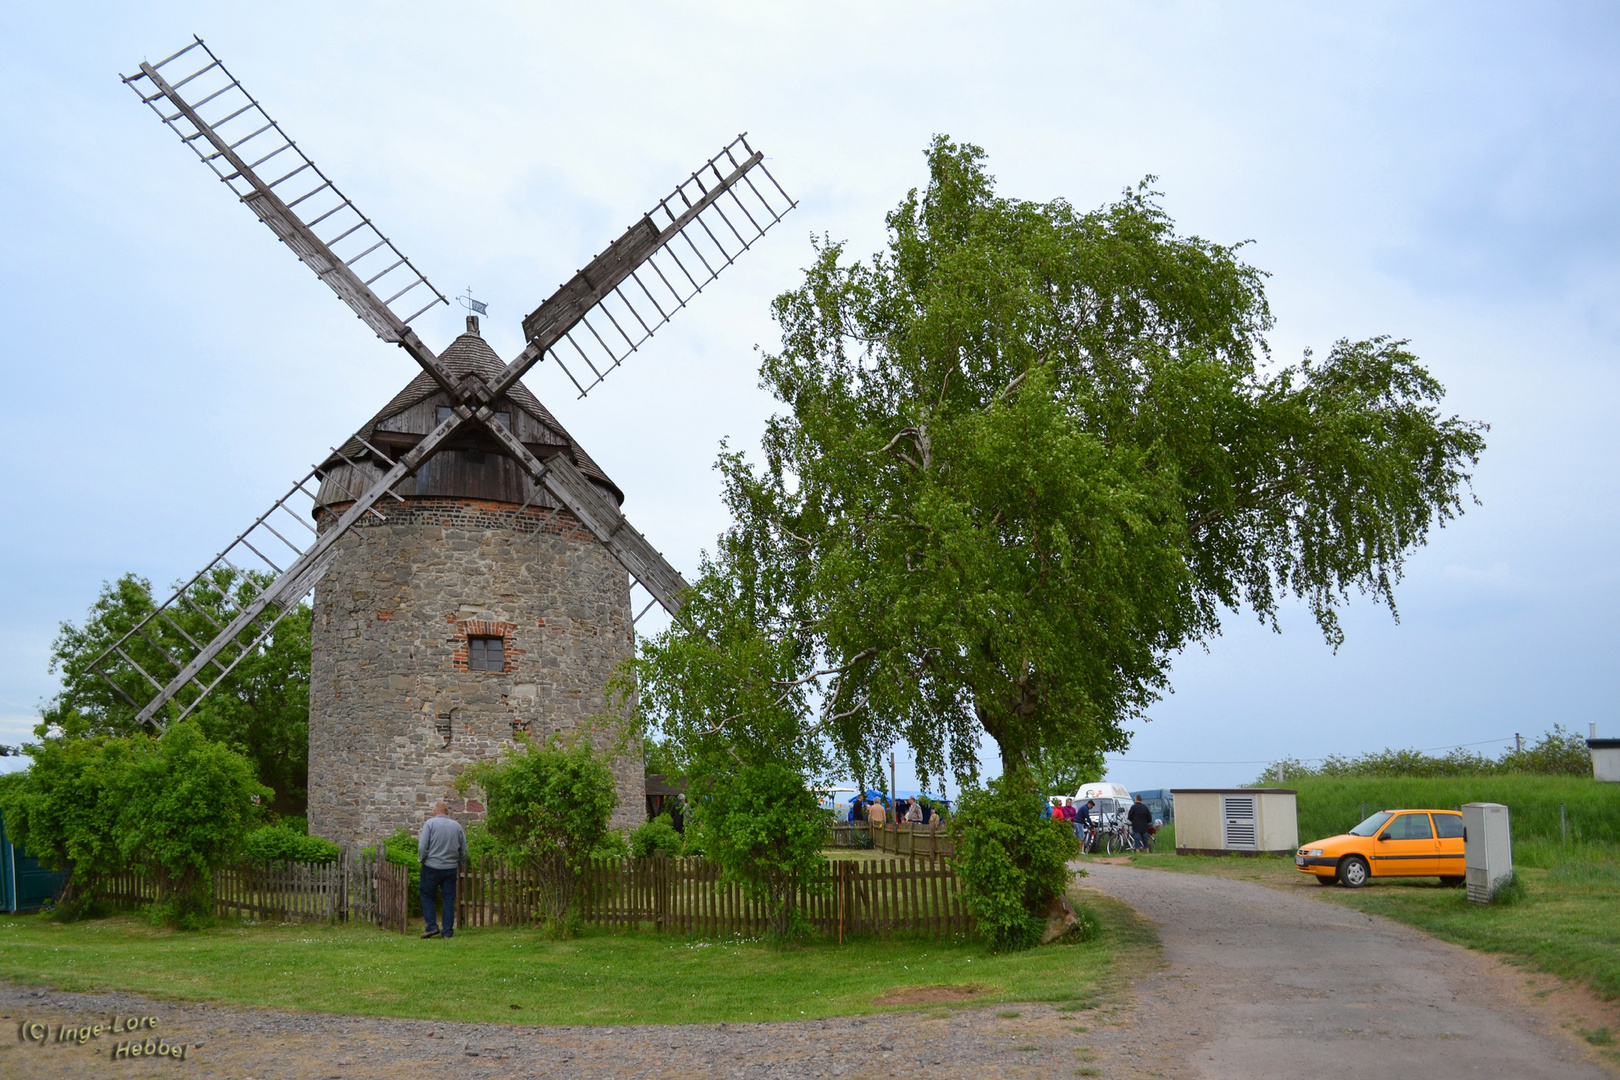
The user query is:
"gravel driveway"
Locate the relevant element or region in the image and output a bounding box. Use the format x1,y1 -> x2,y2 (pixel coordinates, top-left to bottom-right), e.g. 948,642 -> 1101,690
1080,861 -> 1611,1078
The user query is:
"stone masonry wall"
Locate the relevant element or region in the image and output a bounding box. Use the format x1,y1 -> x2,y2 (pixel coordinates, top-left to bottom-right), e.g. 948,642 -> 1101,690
307,498 -> 642,844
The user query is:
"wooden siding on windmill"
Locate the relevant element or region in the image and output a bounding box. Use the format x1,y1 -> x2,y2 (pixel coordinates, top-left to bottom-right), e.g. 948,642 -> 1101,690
314,332 -> 625,513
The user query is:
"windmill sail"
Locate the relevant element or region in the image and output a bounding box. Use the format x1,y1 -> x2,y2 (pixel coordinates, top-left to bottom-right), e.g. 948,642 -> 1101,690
122,37 -> 457,392
87,414 -> 471,728
509,135 -> 797,399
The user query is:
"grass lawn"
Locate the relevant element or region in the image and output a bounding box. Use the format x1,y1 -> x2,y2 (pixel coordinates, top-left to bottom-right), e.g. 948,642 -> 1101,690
1102,848 -> 1620,1002
0,888 -> 1151,1027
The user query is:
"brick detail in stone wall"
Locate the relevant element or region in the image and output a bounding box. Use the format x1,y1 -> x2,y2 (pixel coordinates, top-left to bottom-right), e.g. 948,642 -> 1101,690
318,498 -> 598,543
448,619 -> 522,672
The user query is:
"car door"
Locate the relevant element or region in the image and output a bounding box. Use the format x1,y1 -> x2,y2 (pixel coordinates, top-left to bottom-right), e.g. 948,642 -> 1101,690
1433,811 -> 1465,875
1372,812 -> 1438,876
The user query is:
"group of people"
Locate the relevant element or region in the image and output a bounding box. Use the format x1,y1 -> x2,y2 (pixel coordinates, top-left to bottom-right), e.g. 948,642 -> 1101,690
847,793 -> 941,826
1050,794 -> 1156,852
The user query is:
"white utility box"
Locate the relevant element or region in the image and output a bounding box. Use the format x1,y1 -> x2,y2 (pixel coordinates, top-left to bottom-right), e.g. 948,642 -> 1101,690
1170,788 -> 1297,855
1588,738 -> 1620,782
1463,801 -> 1513,904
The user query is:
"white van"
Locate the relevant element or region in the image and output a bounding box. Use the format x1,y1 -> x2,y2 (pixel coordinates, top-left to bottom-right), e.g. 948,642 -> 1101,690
1073,781 -> 1133,822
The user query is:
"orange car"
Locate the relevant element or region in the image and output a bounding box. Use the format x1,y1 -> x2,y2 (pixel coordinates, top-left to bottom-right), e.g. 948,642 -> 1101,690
1295,809 -> 1466,888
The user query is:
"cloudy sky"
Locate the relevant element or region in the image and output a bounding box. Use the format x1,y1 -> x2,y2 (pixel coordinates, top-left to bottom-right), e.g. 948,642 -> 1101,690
2,3 -> 1615,793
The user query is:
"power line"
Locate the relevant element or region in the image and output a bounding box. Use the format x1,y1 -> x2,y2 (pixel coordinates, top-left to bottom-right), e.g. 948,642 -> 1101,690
1107,735 -> 1516,767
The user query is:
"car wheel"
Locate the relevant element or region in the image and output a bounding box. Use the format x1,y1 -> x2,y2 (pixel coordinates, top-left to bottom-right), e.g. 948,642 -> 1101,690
1338,855 -> 1370,889
1439,875 -> 1464,887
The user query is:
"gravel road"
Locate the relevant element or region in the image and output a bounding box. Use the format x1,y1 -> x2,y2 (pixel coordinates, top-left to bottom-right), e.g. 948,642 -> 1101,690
1080,861 -> 1611,1079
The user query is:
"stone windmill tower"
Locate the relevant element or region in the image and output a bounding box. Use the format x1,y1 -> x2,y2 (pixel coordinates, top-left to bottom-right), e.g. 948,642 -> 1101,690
91,37 -> 795,841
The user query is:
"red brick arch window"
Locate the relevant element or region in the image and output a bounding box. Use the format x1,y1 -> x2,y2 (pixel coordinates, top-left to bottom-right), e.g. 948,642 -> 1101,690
451,619 -> 521,673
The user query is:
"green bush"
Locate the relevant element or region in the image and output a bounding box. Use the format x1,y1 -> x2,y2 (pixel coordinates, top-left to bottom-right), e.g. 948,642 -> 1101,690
0,736 -> 135,917
114,722 -> 270,927
592,831 -> 630,860
241,820 -> 339,863
950,772 -> 1077,952
1293,774 -> 1620,862
690,762 -> 829,944
458,736 -> 618,935
1259,725 -> 1593,784
0,723 -> 267,926
465,821 -> 506,861
630,813 -> 685,858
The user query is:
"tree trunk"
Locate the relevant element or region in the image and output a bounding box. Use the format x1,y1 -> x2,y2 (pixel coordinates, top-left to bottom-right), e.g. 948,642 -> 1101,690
975,702 -> 1028,777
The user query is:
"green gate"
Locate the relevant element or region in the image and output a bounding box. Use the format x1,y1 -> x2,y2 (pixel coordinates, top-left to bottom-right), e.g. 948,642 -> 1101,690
0,814 -> 65,912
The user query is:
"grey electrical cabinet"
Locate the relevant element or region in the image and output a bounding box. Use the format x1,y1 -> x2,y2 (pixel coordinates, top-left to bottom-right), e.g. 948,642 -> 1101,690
1463,802 -> 1513,904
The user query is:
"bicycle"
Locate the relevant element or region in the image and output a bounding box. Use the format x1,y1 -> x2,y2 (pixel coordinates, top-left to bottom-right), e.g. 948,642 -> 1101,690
1121,825 -> 1156,854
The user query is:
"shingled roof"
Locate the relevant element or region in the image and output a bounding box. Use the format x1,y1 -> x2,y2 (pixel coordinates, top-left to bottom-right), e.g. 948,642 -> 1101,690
330,330 -> 622,503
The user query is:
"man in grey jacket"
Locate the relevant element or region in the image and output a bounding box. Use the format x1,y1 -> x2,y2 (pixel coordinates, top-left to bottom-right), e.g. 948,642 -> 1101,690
418,801 -> 468,939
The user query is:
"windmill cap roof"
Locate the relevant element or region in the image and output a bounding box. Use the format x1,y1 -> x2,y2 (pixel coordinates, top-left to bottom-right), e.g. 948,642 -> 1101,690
329,331 -> 622,503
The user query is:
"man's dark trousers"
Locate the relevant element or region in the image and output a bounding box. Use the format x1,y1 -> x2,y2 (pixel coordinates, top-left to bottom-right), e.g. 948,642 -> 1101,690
421,865 -> 457,936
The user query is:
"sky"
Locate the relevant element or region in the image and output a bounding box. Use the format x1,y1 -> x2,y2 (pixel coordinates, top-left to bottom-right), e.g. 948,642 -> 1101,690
1,2 -> 1616,795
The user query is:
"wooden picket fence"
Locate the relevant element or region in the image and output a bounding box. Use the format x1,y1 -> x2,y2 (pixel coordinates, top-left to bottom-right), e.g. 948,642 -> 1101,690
99,852 -> 972,940
456,854 -> 972,938
827,822 -> 873,847
99,849 -> 410,932
872,822 -> 956,859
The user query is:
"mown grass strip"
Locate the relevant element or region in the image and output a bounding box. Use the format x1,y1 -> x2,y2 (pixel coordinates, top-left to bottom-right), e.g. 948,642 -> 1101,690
0,891 -> 1151,1026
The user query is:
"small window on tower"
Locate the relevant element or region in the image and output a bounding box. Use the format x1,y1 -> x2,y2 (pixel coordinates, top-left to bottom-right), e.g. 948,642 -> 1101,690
436,405 -> 453,426
468,635 -> 505,672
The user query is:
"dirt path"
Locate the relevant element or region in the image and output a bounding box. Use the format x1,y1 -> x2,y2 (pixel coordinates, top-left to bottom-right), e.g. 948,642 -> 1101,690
1079,861 -> 1611,1078
0,980 -> 1130,1080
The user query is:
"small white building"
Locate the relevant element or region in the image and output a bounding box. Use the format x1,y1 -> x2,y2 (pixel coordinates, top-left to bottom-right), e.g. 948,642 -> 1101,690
1588,738 -> 1620,783
1171,788 -> 1298,856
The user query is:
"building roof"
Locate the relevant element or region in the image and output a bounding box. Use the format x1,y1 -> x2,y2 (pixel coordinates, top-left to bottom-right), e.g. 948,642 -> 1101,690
329,329 -> 622,502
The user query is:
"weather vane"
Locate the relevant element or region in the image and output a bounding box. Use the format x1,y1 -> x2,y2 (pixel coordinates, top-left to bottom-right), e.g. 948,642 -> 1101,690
457,287 -> 487,317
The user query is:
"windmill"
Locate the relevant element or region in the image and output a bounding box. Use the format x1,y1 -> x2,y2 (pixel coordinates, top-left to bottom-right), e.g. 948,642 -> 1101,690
91,37 -> 795,838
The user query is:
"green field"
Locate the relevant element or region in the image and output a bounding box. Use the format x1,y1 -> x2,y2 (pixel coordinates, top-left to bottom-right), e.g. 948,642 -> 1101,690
0,888 -> 1150,1026
1289,775 -> 1620,863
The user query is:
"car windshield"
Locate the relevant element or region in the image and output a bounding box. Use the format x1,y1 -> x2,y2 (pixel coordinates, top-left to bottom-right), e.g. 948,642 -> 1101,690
1348,811 -> 1393,837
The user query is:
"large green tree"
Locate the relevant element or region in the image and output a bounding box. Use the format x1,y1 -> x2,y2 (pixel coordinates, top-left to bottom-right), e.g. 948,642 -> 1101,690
639,137 -> 1486,790
40,570 -> 311,816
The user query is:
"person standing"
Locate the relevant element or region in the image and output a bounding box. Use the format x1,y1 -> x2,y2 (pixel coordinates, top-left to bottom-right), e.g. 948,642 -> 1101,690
1078,799 -> 1097,853
904,797 -> 923,824
868,796 -> 887,826
1128,794 -> 1153,852
418,801 -> 468,939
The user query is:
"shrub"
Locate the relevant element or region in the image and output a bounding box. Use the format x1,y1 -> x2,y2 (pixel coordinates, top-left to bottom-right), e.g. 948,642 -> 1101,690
0,735 -> 135,917
591,831 -> 630,860
690,762 -> 829,944
114,722 -> 270,928
241,821 -> 340,864
630,813 -> 685,858
950,771 -> 1077,951
458,736 -> 618,935
465,821 -> 505,861
1256,725 -> 1593,784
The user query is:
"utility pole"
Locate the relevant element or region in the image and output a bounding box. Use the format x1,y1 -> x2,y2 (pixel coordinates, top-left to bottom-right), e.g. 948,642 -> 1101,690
1516,733 -> 1523,754
890,751 -> 898,814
